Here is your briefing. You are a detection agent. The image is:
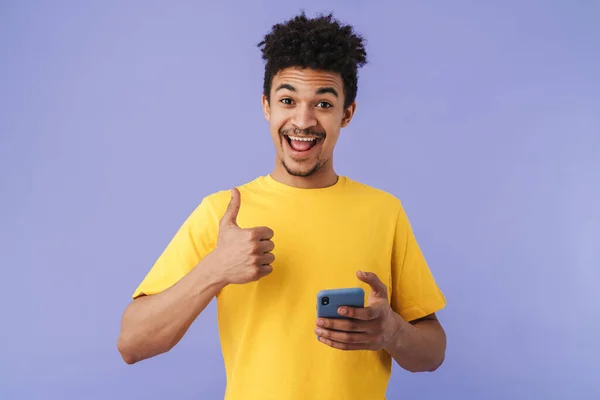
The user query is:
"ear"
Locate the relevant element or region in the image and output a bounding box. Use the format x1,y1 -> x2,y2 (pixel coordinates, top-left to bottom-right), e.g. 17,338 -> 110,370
341,101 -> 357,128
261,94 -> 271,121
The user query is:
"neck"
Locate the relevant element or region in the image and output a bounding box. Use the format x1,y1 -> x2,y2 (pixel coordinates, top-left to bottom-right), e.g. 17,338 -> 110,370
270,160 -> 338,189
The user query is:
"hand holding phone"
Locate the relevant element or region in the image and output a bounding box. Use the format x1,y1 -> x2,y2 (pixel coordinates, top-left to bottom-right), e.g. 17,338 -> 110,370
316,288 -> 365,319
315,271 -> 399,351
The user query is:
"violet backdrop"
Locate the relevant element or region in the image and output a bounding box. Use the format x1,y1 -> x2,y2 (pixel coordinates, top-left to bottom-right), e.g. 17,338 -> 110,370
1,1 -> 599,399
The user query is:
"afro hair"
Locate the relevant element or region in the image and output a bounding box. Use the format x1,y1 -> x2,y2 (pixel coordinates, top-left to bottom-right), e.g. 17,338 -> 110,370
258,12 -> 368,109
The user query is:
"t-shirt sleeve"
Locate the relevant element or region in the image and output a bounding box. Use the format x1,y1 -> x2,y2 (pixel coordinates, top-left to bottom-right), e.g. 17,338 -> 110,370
132,196 -> 219,299
390,201 -> 446,322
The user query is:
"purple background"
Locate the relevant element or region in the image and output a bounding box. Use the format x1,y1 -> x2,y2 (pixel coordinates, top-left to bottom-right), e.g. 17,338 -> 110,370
1,1 -> 599,399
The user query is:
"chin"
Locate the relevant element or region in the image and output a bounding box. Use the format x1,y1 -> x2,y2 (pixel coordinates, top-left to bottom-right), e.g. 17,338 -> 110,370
282,158 -> 323,177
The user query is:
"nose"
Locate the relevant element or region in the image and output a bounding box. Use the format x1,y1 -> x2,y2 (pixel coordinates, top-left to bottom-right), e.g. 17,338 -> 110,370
290,103 -> 317,131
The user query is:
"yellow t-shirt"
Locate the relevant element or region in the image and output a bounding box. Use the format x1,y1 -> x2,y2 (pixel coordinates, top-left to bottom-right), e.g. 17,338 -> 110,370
132,174 -> 446,400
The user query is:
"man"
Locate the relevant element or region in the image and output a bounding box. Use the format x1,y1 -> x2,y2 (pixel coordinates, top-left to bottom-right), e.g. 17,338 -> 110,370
117,12 -> 447,400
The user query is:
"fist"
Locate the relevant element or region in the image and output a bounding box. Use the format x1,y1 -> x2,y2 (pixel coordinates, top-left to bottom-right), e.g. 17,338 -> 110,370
212,188 -> 275,285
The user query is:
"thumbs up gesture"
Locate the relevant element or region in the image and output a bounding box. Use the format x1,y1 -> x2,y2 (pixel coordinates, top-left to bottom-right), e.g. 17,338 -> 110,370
211,188 -> 275,285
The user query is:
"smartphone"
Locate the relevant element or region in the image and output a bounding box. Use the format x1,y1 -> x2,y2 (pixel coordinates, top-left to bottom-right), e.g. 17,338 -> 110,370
317,287 -> 365,319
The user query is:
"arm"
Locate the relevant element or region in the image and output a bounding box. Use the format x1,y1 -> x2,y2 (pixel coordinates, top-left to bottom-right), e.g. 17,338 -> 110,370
117,253 -> 225,364
117,188 -> 275,364
386,200 -> 447,371
383,312 -> 446,372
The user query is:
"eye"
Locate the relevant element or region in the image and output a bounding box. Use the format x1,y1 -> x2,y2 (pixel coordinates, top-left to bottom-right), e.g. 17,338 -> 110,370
316,101 -> 333,108
280,98 -> 294,105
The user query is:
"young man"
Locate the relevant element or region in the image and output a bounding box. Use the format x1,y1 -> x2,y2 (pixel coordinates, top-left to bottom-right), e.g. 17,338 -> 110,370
118,12 -> 447,400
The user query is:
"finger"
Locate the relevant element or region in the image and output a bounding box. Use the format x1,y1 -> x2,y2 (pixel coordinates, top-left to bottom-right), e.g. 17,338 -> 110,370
257,264 -> 273,278
248,226 -> 275,241
338,305 -> 380,321
258,239 -> 275,253
317,336 -> 375,351
316,317 -> 373,333
259,252 -> 275,265
315,327 -> 373,344
356,270 -> 388,299
221,188 -> 241,227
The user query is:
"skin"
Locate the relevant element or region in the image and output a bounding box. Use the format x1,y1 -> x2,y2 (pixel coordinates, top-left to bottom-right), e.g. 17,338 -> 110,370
118,66 -> 446,373
261,67 -> 355,189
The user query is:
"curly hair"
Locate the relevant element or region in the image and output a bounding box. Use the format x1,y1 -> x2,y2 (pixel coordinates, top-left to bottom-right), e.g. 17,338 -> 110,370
257,12 -> 368,109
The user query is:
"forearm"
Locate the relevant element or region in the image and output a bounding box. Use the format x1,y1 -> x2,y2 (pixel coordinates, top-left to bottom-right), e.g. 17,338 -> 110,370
117,252 -> 225,364
384,313 -> 446,373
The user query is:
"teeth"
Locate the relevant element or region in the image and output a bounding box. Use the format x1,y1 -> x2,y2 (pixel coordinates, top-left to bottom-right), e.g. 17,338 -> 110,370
288,136 -> 316,141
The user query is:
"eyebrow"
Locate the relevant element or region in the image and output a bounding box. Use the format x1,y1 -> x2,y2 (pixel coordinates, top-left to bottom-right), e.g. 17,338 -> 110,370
316,87 -> 338,98
276,83 -> 296,92
275,84 -> 339,98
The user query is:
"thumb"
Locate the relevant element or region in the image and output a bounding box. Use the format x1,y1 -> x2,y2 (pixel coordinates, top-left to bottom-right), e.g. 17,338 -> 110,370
357,270 -> 388,299
221,188 -> 241,227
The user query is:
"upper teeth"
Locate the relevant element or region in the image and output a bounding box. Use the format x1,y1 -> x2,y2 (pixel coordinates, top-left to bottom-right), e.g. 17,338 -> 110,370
289,136 -> 316,141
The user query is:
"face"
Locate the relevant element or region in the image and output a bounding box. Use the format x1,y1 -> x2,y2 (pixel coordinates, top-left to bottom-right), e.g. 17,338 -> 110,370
262,67 -> 356,177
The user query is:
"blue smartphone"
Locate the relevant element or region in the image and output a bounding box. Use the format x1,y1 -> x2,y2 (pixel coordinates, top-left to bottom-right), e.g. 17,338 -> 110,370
317,287 -> 365,319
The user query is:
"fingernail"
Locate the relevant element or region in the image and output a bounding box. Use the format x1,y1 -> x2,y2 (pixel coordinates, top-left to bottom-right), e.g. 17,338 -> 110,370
339,307 -> 346,315
317,319 -> 324,326
316,329 -> 322,336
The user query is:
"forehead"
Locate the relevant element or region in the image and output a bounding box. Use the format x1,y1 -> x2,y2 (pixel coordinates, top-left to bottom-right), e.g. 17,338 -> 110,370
271,67 -> 343,93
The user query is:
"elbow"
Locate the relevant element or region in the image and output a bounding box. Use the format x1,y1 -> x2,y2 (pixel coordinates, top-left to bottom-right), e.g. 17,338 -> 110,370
403,353 -> 445,373
117,334 -> 140,365
121,354 -> 138,365
420,348 -> 446,373
426,356 -> 444,372
425,352 -> 446,373
422,330 -> 446,372
405,362 -> 443,374
116,331 -> 173,365
117,304 -> 146,365
120,352 -> 138,365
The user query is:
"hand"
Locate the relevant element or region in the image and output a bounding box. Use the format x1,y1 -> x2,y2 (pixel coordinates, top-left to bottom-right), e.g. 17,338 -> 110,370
315,270 -> 401,351
210,188 -> 275,285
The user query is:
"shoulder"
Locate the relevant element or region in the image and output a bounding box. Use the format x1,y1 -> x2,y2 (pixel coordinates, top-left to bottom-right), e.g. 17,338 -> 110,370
343,177 -> 404,213
189,177 -> 263,220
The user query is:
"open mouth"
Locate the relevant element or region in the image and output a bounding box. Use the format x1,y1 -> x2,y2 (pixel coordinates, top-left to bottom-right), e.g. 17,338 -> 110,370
284,135 -> 321,153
